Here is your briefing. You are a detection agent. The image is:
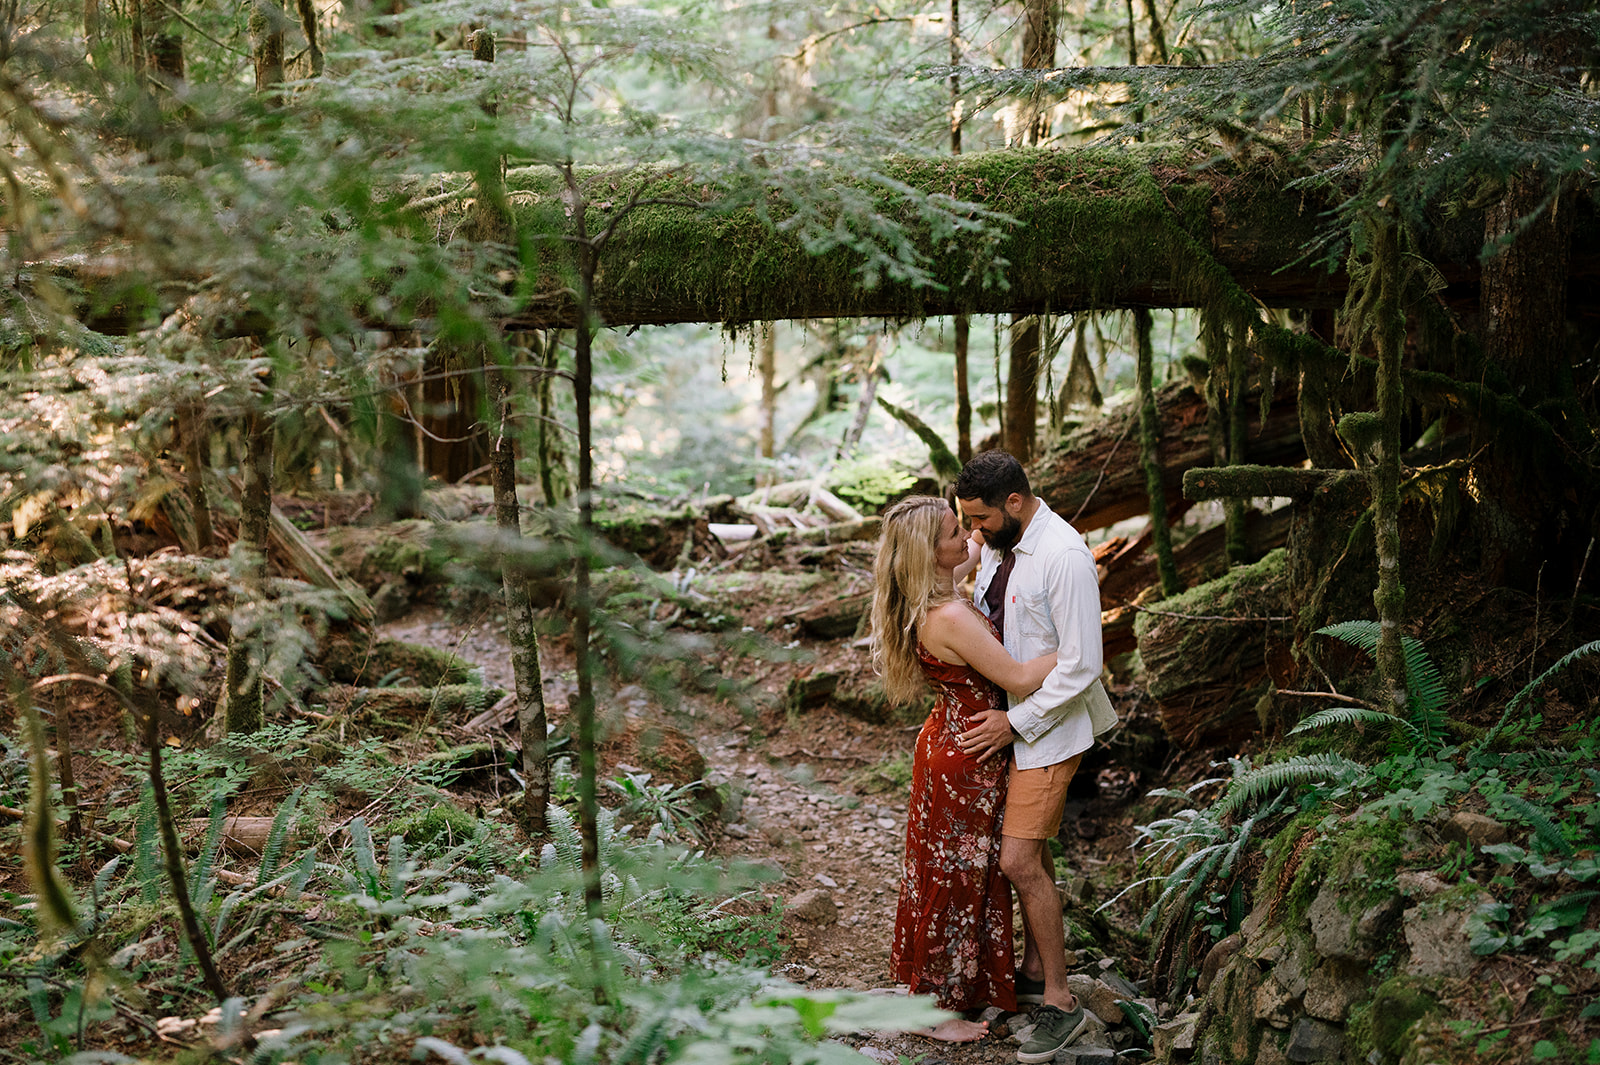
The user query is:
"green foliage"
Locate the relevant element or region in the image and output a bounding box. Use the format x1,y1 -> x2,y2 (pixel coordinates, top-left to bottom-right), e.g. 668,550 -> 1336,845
606,771 -> 711,844
1309,620 -> 1450,750
828,454 -> 918,511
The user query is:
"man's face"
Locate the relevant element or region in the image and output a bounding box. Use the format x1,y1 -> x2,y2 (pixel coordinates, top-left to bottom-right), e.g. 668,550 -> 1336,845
957,494 -> 1024,554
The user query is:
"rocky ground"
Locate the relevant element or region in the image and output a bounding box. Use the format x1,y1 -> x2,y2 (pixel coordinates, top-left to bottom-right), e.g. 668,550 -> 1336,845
383,605 -> 1167,1065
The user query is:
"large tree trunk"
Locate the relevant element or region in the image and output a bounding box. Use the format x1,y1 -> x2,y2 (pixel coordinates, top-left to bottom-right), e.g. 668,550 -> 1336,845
420,349 -> 488,484
1005,314 -> 1040,461
759,324 -> 777,460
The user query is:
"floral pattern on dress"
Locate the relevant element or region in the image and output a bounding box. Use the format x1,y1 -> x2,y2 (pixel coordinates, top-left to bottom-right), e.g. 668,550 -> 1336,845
888,621 -> 1016,1012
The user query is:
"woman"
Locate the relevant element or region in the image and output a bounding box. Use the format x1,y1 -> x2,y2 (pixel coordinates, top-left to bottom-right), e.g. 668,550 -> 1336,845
871,495 -> 1057,1042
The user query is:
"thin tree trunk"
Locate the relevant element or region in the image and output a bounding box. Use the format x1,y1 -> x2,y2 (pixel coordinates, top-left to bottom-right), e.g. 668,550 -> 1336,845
950,0 -> 971,465
179,404 -> 215,551
1006,0 -> 1053,459
1225,326 -> 1249,564
955,316 -> 972,463
759,324 -> 777,460
564,166 -> 603,926
1141,0 -> 1168,63
146,689 -> 229,1002
1297,309 -> 1346,469
537,338 -> 570,503
842,335 -> 883,453
224,410 -> 273,735
1370,213 -> 1407,714
84,0 -> 101,56
1005,314 -> 1040,462
490,357 -> 549,838
131,0 -> 146,73
1135,309 -> 1180,596
295,0 -> 323,77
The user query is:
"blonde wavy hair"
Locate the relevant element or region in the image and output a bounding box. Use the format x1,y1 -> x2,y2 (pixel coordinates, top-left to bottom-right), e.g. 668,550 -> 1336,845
871,495 -> 958,706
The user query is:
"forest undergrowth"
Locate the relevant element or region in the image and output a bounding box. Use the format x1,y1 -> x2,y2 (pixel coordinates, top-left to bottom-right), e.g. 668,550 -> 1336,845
2,496 -> 1599,1065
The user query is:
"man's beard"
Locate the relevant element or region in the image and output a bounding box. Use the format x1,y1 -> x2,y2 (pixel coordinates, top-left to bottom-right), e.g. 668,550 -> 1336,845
986,512 -> 1024,554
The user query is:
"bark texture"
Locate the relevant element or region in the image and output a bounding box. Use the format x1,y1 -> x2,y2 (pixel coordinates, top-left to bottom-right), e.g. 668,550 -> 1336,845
223,411 -> 273,735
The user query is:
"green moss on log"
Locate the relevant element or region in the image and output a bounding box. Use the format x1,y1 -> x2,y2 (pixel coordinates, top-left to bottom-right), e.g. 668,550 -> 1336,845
320,635 -> 479,686
460,148 -> 1331,326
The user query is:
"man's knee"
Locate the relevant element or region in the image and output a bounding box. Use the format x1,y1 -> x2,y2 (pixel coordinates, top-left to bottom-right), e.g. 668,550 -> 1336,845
1000,838 -> 1047,885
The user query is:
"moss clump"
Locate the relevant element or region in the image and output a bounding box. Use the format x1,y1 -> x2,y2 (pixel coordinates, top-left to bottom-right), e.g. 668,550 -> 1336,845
320,635 -> 479,686
1280,815 -> 1406,930
384,802 -> 481,849
1346,975 -> 1440,1064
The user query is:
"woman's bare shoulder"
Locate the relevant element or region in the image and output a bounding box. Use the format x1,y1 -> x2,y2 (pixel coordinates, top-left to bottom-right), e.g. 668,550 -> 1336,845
924,599 -> 981,628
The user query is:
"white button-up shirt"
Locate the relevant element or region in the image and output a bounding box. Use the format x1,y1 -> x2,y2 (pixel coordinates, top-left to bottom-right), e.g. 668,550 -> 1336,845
972,500 -> 1110,771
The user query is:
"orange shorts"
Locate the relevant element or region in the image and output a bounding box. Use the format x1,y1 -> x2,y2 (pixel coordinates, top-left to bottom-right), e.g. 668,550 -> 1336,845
1002,753 -> 1083,839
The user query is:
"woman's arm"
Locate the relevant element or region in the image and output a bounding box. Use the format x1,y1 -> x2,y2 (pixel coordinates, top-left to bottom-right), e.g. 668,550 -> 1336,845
922,603 -> 1057,699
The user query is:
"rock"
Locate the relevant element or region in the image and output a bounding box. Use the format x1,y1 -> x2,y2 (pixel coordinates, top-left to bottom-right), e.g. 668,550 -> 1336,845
1060,876 -> 1094,904
1099,971 -> 1142,1000
1255,975 -> 1297,1028
724,823 -> 750,839
1152,1012 -> 1201,1060
1067,973 -> 1100,1006
1085,983 -> 1127,1026
1271,936 -> 1311,999
815,873 -> 839,888
1307,880 -> 1402,962
1254,1030 -> 1292,1065
979,1006 -> 1006,1024
1240,895 -> 1274,944
1440,811 -> 1508,848
1197,933 -> 1244,993
1285,1016 -> 1344,1062
1397,870 -> 1449,898
787,889 -> 838,924
1303,960 -> 1366,1022
1059,1046 -> 1117,1064
1011,1022 -> 1038,1045
1403,897 -> 1480,977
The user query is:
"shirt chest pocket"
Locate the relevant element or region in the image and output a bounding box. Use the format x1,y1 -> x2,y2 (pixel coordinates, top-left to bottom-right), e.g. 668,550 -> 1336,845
1016,588 -> 1056,644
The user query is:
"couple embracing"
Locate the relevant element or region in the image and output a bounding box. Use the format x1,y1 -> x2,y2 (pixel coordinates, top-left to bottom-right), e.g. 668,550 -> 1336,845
870,450 -> 1117,1062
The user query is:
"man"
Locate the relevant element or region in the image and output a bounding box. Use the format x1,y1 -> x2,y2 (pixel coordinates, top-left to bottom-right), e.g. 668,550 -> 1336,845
953,449 -> 1117,1064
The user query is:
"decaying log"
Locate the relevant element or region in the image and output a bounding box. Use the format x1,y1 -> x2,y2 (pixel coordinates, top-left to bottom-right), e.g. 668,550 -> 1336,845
1098,506 -> 1292,659
787,590 -> 873,639
1133,548 -> 1292,748
1032,378 -> 1305,534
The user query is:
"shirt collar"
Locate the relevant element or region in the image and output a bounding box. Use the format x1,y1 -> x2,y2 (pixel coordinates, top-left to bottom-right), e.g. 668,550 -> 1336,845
1011,498 -> 1054,556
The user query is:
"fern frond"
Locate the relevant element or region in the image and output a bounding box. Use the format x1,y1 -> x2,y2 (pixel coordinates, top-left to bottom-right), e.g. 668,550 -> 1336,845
1401,635 -> 1449,719
1479,640 -> 1600,752
190,787 -> 228,911
257,786 -> 303,887
388,834 -> 410,901
1216,755 -> 1364,816
1291,706 -> 1421,747
134,784 -> 161,903
349,817 -> 380,894
286,848 -> 316,900
1493,793 -> 1575,857
1317,620 -> 1381,653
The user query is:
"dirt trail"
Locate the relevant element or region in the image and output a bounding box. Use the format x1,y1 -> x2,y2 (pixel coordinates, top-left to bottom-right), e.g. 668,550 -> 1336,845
383,606 -> 1062,1063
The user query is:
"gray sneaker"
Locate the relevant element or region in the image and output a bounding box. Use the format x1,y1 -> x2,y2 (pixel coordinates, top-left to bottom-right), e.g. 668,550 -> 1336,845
1016,1003 -> 1089,1063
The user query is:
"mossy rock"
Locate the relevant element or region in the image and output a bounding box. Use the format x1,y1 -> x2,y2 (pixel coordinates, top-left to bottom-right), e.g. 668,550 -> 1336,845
1346,975 -> 1440,1065
384,802 -> 482,849
319,634 -> 479,686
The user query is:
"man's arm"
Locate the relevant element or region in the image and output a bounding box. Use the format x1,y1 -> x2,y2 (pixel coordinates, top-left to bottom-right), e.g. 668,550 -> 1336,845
1004,546 -> 1103,743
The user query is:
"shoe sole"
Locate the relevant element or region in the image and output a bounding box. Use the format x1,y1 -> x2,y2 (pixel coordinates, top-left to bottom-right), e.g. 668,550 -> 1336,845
1015,1013 -> 1090,1064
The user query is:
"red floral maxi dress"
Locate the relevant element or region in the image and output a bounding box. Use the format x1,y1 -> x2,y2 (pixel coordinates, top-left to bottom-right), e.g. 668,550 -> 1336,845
889,623 -> 1017,1013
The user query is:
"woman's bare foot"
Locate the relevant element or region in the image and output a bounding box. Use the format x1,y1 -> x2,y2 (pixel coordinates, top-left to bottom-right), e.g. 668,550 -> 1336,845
910,1018 -> 989,1043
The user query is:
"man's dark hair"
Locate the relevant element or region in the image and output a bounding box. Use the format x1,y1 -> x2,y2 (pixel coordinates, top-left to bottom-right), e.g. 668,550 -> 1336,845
954,449 -> 1031,507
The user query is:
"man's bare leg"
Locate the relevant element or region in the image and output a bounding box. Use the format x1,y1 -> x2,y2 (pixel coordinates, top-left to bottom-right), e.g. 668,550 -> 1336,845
1001,835 -> 1077,1013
